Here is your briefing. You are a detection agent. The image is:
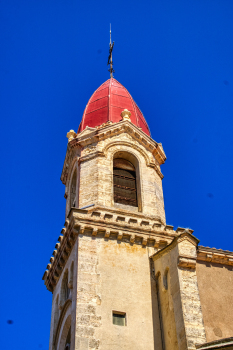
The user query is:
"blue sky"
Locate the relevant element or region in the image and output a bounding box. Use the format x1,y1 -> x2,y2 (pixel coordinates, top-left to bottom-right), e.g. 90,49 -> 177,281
1,0 -> 233,348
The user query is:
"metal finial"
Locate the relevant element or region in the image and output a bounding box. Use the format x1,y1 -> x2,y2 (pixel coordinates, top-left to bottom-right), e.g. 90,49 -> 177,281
107,24 -> 115,78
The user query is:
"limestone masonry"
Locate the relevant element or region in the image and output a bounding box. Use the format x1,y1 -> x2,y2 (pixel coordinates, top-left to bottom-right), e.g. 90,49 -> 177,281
42,78 -> 233,350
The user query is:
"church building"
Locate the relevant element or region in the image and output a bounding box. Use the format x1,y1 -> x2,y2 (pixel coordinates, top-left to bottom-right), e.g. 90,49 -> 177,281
42,76 -> 233,350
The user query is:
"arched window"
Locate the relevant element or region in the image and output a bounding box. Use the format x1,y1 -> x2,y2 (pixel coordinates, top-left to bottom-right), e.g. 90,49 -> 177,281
70,170 -> 77,208
113,158 -> 138,207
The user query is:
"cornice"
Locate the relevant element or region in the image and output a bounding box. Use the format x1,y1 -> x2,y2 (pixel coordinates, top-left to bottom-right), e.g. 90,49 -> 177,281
196,337 -> 233,349
43,206 -> 179,293
197,245 -> 233,266
78,150 -> 105,164
151,237 -> 233,269
61,120 -> 166,184
151,230 -> 199,263
91,205 -> 164,222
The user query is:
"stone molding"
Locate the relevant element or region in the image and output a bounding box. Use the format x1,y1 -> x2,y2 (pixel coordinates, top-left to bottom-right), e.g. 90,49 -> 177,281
77,126 -> 97,137
178,256 -> 197,269
43,207 -> 212,293
196,337 -> 233,349
61,147 -> 81,186
197,246 -> 233,266
103,140 -> 151,165
151,230 -> 199,263
61,120 -> 166,185
43,206 -> 180,292
102,139 -> 164,179
78,150 -> 105,164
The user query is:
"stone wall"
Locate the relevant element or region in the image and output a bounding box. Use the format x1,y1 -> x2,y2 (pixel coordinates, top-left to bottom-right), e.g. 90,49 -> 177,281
43,118 -> 233,350
196,261 -> 233,342
152,233 -> 207,350
75,231 -> 161,350
48,239 -> 78,350
44,205 -> 178,350
154,246 -> 180,350
61,120 -> 166,224
78,133 -> 165,222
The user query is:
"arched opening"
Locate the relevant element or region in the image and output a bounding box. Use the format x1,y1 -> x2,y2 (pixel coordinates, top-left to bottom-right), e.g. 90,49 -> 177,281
155,271 -> 179,350
155,272 -> 165,350
60,270 -> 70,307
68,261 -> 74,290
56,310 -> 72,350
113,152 -> 142,211
113,158 -> 137,207
70,170 -> 77,208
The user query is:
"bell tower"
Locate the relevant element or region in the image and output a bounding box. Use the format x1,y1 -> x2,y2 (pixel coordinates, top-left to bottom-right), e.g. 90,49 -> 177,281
62,78 -> 167,221
43,78 -> 206,350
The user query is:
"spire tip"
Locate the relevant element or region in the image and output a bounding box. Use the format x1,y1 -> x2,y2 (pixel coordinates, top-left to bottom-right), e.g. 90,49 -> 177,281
107,24 -> 115,78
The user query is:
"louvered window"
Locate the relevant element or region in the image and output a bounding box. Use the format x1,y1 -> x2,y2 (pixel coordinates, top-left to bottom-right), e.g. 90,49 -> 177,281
113,158 -> 138,207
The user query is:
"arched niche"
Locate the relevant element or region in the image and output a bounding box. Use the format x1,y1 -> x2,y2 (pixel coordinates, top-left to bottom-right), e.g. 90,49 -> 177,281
53,294 -> 60,339
56,304 -> 71,350
66,160 -> 80,217
68,262 -> 74,290
112,151 -> 142,212
70,169 -> 77,209
60,270 -> 70,308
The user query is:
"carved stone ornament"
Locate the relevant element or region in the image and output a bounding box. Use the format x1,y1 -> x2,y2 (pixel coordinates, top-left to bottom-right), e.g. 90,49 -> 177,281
66,130 -> 77,142
121,109 -> 131,121
83,144 -> 96,155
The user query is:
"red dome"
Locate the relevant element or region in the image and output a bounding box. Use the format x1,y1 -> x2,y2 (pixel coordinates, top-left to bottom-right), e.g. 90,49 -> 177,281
78,78 -> 150,136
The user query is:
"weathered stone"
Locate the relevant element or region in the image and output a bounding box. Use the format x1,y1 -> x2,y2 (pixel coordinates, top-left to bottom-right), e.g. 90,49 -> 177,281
44,92 -> 233,350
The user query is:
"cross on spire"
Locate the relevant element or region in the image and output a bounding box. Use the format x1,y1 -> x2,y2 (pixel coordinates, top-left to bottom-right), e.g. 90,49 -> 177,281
107,24 -> 115,78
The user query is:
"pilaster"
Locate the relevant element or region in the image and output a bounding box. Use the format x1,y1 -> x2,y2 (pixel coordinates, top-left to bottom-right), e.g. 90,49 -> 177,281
152,231 -> 206,350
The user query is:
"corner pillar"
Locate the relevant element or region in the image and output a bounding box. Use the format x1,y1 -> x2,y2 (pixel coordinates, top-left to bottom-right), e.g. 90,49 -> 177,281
152,231 -> 207,350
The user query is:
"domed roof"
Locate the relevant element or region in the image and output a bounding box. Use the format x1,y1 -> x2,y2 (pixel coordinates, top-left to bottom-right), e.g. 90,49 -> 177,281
77,78 -> 150,136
